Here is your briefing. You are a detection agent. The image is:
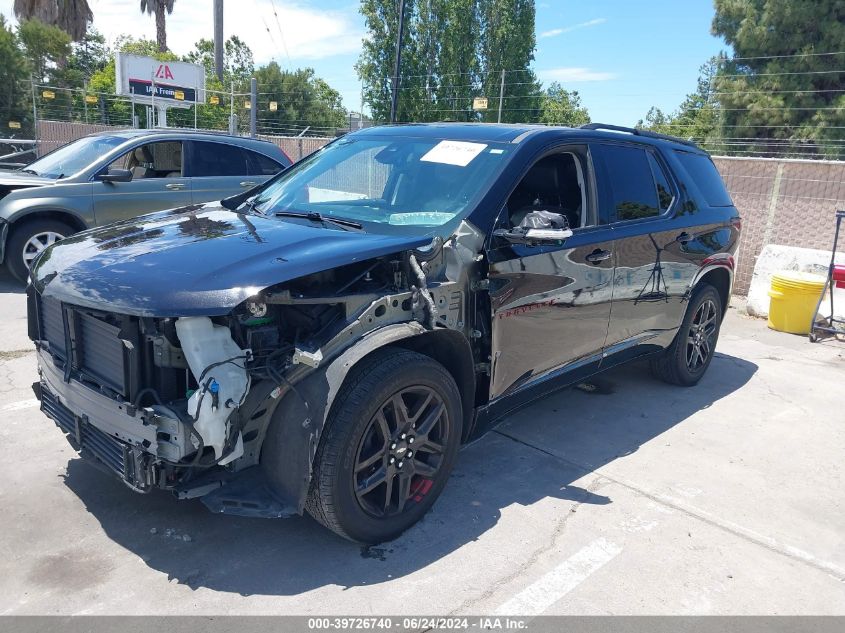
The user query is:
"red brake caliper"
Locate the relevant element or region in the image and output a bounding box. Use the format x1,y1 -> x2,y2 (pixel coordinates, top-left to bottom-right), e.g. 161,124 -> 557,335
410,476 -> 433,502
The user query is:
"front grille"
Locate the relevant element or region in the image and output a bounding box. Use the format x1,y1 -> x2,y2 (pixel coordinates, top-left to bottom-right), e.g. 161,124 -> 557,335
80,422 -> 126,475
40,386 -> 75,435
32,294 -> 139,399
76,312 -> 126,394
39,296 -> 67,359
40,386 -> 127,478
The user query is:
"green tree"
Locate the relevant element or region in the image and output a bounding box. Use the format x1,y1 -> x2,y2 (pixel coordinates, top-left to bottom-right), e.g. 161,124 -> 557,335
13,0 -> 92,41
18,18 -> 71,83
431,0 -> 481,122
254,62 -> 346,134
87,37 -> 178,125
0,15 -> 31,135
711,0 -> 845,158
184,35 -> 254,90
182,36 -> 255,130
139,0 -> 175,52
357,0 -> 415,122
479,0 -> 539,123
65,28 -> 109,79
637,59 -> 720,144
539,83 -> 590,126
357,0 -> 540,124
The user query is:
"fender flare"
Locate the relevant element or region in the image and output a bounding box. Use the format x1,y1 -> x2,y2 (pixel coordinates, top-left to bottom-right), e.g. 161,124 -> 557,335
689,258 -> 734,315
259,322 -> 427,513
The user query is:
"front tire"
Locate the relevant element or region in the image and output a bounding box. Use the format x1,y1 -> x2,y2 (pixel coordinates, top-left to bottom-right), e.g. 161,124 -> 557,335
6,217 -> 75,283
650,283 -> 723,386
305,348 -> 463,544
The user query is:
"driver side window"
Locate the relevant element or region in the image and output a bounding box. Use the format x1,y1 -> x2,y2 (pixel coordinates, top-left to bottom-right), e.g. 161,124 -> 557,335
505,149 -> 592,230
108,141 -> 184,179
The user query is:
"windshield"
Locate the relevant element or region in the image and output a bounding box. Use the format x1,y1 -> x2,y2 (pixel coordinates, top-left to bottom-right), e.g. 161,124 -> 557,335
251,136 -> 512,234
25,135 -> 127,179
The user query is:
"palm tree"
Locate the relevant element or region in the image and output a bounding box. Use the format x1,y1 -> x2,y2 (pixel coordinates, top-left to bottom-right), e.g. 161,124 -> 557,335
13,0 -> 93,41
140,0 -> 175,53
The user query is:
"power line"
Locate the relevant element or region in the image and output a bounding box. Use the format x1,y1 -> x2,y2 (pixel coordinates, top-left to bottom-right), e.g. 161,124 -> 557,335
250,0 -> 280,54
724,50 -> 845,62
268,0 -> 293,68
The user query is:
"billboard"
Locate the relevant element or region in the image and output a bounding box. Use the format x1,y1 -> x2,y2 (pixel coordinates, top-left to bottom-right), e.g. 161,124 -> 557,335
115,53 -> 206,108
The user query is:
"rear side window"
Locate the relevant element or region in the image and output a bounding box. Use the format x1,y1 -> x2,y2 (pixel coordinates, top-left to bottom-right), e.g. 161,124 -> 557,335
674,151 -> 732,207
247,151 -> 283,176
595,144 -> 659,221
190,141 -> 249,177
647,152 -> 674,212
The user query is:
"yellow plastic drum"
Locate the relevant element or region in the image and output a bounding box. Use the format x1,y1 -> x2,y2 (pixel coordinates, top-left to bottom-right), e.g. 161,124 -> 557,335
767,271 -> 827,334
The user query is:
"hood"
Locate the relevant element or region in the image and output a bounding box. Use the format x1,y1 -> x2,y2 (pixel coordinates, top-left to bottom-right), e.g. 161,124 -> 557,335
32,203 -> 432,317
0,170 -> 56,188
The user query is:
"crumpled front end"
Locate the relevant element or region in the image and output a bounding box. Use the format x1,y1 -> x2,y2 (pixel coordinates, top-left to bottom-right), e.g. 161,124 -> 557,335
29,219 -> 488,517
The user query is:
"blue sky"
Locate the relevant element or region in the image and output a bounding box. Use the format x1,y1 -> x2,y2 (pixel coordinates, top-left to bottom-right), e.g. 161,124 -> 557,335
0,0 -> 731,126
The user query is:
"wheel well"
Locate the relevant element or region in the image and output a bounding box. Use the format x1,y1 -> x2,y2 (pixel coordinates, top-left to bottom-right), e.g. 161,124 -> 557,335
698,267 -> 731,315
12,210 -> 86,234
390,330 -> 476,441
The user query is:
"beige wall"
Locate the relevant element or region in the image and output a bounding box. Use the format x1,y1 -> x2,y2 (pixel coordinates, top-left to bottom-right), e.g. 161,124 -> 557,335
37,121 -> 128,156
713,157 -> 845,295
36,121 -> 844,296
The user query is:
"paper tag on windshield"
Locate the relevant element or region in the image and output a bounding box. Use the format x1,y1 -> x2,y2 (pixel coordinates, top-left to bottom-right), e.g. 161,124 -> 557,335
421,141 -> 488,167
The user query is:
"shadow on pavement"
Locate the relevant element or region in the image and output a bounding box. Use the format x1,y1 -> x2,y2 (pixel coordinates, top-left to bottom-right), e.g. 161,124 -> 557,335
0,268 -> 25,294
61,352 -> 757,596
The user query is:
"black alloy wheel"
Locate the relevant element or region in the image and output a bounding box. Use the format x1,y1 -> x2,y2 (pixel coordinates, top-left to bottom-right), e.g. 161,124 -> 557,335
302,348 -> 462,543
354,386 -> 449,518
651,283 -> 723,386
686,298 -> 718,372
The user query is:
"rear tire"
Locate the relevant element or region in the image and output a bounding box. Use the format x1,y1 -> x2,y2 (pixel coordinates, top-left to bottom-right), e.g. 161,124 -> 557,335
6,217 -> 75,283
650,283 -> 722,386
305,348 -> 462,544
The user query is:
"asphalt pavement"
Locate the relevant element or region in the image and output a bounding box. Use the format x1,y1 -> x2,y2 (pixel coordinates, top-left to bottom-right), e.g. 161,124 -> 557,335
1,267 -> 843,615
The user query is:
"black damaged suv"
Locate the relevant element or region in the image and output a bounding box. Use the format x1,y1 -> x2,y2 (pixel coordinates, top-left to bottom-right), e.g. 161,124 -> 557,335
28,123 -> 739,543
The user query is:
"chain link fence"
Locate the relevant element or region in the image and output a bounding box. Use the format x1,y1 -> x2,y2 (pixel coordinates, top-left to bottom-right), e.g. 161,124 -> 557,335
714,157 -> 845,294
26,119 -> 845,298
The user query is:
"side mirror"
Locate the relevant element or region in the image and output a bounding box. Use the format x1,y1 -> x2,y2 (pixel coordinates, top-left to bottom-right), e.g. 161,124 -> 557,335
494,226 -> 574,245
97,168 -> 133,183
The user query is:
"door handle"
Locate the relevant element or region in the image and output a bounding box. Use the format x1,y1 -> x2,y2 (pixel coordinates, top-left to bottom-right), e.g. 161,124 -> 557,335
240,181 -> 258,188
165,183 -> 186,190
585,249 -> 612,265
676,232 -> 692,244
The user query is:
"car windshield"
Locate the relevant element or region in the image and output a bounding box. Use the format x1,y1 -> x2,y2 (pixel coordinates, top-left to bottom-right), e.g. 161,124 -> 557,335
24,135 -> 127,179
251,136 -> 512,234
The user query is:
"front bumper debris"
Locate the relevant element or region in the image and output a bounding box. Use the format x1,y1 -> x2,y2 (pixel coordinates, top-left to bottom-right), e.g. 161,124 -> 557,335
0,217 -> 8,264
36,348 -> 299,517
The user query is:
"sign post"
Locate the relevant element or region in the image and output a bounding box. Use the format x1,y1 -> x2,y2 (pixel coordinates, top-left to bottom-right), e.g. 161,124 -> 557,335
115,53 -> 206,128
473,97 -> 489,111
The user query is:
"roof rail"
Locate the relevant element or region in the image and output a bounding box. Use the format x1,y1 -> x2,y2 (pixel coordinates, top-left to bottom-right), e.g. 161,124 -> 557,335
579,123 -> 698,148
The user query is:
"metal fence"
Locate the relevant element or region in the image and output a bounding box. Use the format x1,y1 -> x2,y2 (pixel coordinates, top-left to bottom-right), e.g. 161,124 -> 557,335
256,134 -> 331,162
35,119 -> 334,161
31,120 -> 844,296
713,156 -> 845,295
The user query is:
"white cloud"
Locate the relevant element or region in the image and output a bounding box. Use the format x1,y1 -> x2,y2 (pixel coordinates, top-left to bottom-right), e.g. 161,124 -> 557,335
0,0 -> 363,63
538,67 -> 617,82
540,17 -> 606,39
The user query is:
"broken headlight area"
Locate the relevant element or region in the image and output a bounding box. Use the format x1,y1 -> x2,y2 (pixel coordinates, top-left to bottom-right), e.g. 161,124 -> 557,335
30,237 -> 477,508
30,295 -> 257,493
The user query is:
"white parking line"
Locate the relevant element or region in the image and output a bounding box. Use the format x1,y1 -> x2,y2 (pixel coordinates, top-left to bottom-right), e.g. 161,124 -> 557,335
495,537 -> 622,616
0,399 -> 39,412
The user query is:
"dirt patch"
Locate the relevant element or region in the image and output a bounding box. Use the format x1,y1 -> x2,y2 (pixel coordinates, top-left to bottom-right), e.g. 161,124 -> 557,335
0,349 -> 33,361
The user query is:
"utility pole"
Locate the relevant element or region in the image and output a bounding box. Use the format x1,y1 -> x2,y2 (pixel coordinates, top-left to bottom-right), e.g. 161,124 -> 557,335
497,69 -> 506,123
389,0 -> 407,124
30,76 -> 37,139
213,0 -> 224,82
250,77 -> 257,137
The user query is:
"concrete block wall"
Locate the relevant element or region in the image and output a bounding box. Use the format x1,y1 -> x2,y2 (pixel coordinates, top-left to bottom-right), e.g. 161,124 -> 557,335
713,156 -> 845,295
